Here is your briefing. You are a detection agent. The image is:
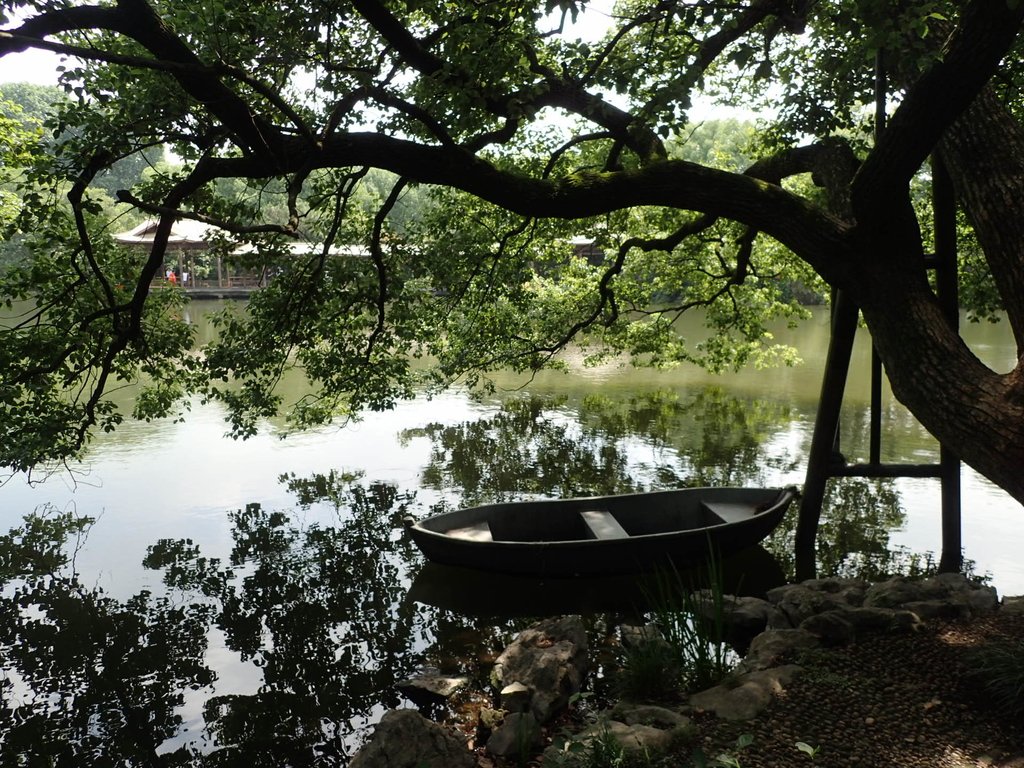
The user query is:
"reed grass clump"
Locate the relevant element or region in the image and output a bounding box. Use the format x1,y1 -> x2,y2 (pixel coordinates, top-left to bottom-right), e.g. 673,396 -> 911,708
616,552 -> 736,701
615,637 -> 683,702
966,638 -> 1024,718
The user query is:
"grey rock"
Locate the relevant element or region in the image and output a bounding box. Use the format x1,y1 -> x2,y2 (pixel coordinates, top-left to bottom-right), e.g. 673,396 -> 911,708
491,615 -> 589,724
863,577 -> 932,608
603,720 -> 677,752
349,709 -> 475,768
961,583 -> 1000,614
476,706 -> 505,741
767,578 -> 866,603
766,605 -> 794,630
397,672 -> 470,703
843,606 -> 922,633
1002,595 -> 1024,614
689,664 -> 803,721
739,628 -> 820,672
610,702 -> 693,731
764,584 -> 790,603
902,599 -> 971,621
486,712 -> 542,757
546,718 -> 687,764
861,574 -> 998,619
799,609 -> 856,645
765,584 -> 849,629
920,574 -> 999,615
802,577 -> 869,605
926,572 -> 974,591
619,622 -> 667,649
690,593 -> 772,649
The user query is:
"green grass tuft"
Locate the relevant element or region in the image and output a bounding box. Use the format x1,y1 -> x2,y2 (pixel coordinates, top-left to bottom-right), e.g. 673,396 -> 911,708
966,638 -> 1024,718
615,638 -> 683,702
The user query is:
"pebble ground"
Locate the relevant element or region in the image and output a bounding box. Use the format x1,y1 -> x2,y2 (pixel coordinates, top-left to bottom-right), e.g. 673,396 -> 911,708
693,611 -> 1024,768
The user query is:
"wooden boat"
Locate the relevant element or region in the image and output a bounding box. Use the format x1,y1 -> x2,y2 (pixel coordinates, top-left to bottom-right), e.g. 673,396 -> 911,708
407,486 -> 798,576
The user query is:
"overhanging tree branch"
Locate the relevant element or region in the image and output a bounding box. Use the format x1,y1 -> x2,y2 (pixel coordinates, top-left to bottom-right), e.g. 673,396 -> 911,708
184,134 -> 851,281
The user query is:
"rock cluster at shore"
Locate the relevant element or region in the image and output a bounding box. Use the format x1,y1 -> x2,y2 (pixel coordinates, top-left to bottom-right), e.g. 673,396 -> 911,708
351,573 -> 1023,768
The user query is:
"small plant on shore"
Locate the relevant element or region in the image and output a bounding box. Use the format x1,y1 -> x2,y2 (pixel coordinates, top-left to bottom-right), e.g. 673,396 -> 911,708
547,726 -> 656,768
795,741 -> 820,760
691,733 -> 753,768
615,636 -> 683,702
965,638 -> 1024,718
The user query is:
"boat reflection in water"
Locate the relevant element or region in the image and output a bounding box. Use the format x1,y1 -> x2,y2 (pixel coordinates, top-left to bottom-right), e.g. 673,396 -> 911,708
408,544 -> 787,618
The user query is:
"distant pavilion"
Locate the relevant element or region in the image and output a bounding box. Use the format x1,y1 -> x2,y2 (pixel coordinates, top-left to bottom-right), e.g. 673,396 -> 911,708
113,219 -> 368,296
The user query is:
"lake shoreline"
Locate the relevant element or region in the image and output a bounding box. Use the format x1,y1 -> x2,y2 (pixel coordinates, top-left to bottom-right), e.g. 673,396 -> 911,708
415,575 -> 1024,768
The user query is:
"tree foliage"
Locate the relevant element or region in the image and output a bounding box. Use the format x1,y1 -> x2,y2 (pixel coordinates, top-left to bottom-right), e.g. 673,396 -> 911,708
2,0 -> 1024,506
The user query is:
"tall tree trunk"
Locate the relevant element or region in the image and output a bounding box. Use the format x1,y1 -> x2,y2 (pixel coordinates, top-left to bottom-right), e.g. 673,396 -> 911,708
939,86 -> 1024,354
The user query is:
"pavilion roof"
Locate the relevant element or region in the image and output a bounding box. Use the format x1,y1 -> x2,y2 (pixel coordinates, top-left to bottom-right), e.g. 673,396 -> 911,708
113,219 -> 217,250
113,219 -> 371,257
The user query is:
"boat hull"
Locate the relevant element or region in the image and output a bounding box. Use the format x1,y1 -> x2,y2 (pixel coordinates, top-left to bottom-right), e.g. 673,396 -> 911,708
408,486 -> 797,576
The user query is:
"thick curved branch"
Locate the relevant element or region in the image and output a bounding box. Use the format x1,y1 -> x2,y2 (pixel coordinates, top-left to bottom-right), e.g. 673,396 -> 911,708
191,133 -> 851,287
34,158 -> 215,458
69,152 -> 120,318
126,157 -> 214,333
365,179 -> 406,362
529,80 -> 665,160
351,0 -> 444,75
939,86 -> 1024,351
531,135 -> 860,354
746,138 -> 859,217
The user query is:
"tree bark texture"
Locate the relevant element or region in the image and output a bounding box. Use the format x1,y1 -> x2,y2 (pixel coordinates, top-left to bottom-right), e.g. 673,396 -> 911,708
940,87 -> 1024,354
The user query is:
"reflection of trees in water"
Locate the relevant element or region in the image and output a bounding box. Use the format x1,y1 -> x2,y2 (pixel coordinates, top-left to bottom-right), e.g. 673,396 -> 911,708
402,388 -> 800,507
402,395 -> 643,503
764,478 -> 960,582
578,387 -> 799,488
0,481 -> 531,767
0,510 -> 214,767
0,403 -> 953,765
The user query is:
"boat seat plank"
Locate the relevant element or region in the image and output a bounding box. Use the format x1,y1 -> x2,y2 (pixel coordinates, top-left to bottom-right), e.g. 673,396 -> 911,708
581,509 -> 630,539
446,521 -> 493,542
701,501 -> 756,524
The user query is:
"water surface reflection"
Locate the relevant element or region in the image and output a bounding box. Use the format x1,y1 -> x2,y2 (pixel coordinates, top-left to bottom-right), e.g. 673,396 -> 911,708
1,389 -> 980,766
3,305 -> 1019,765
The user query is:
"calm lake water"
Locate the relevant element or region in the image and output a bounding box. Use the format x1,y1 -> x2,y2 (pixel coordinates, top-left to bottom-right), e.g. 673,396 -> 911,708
1,302 -> 1021,765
